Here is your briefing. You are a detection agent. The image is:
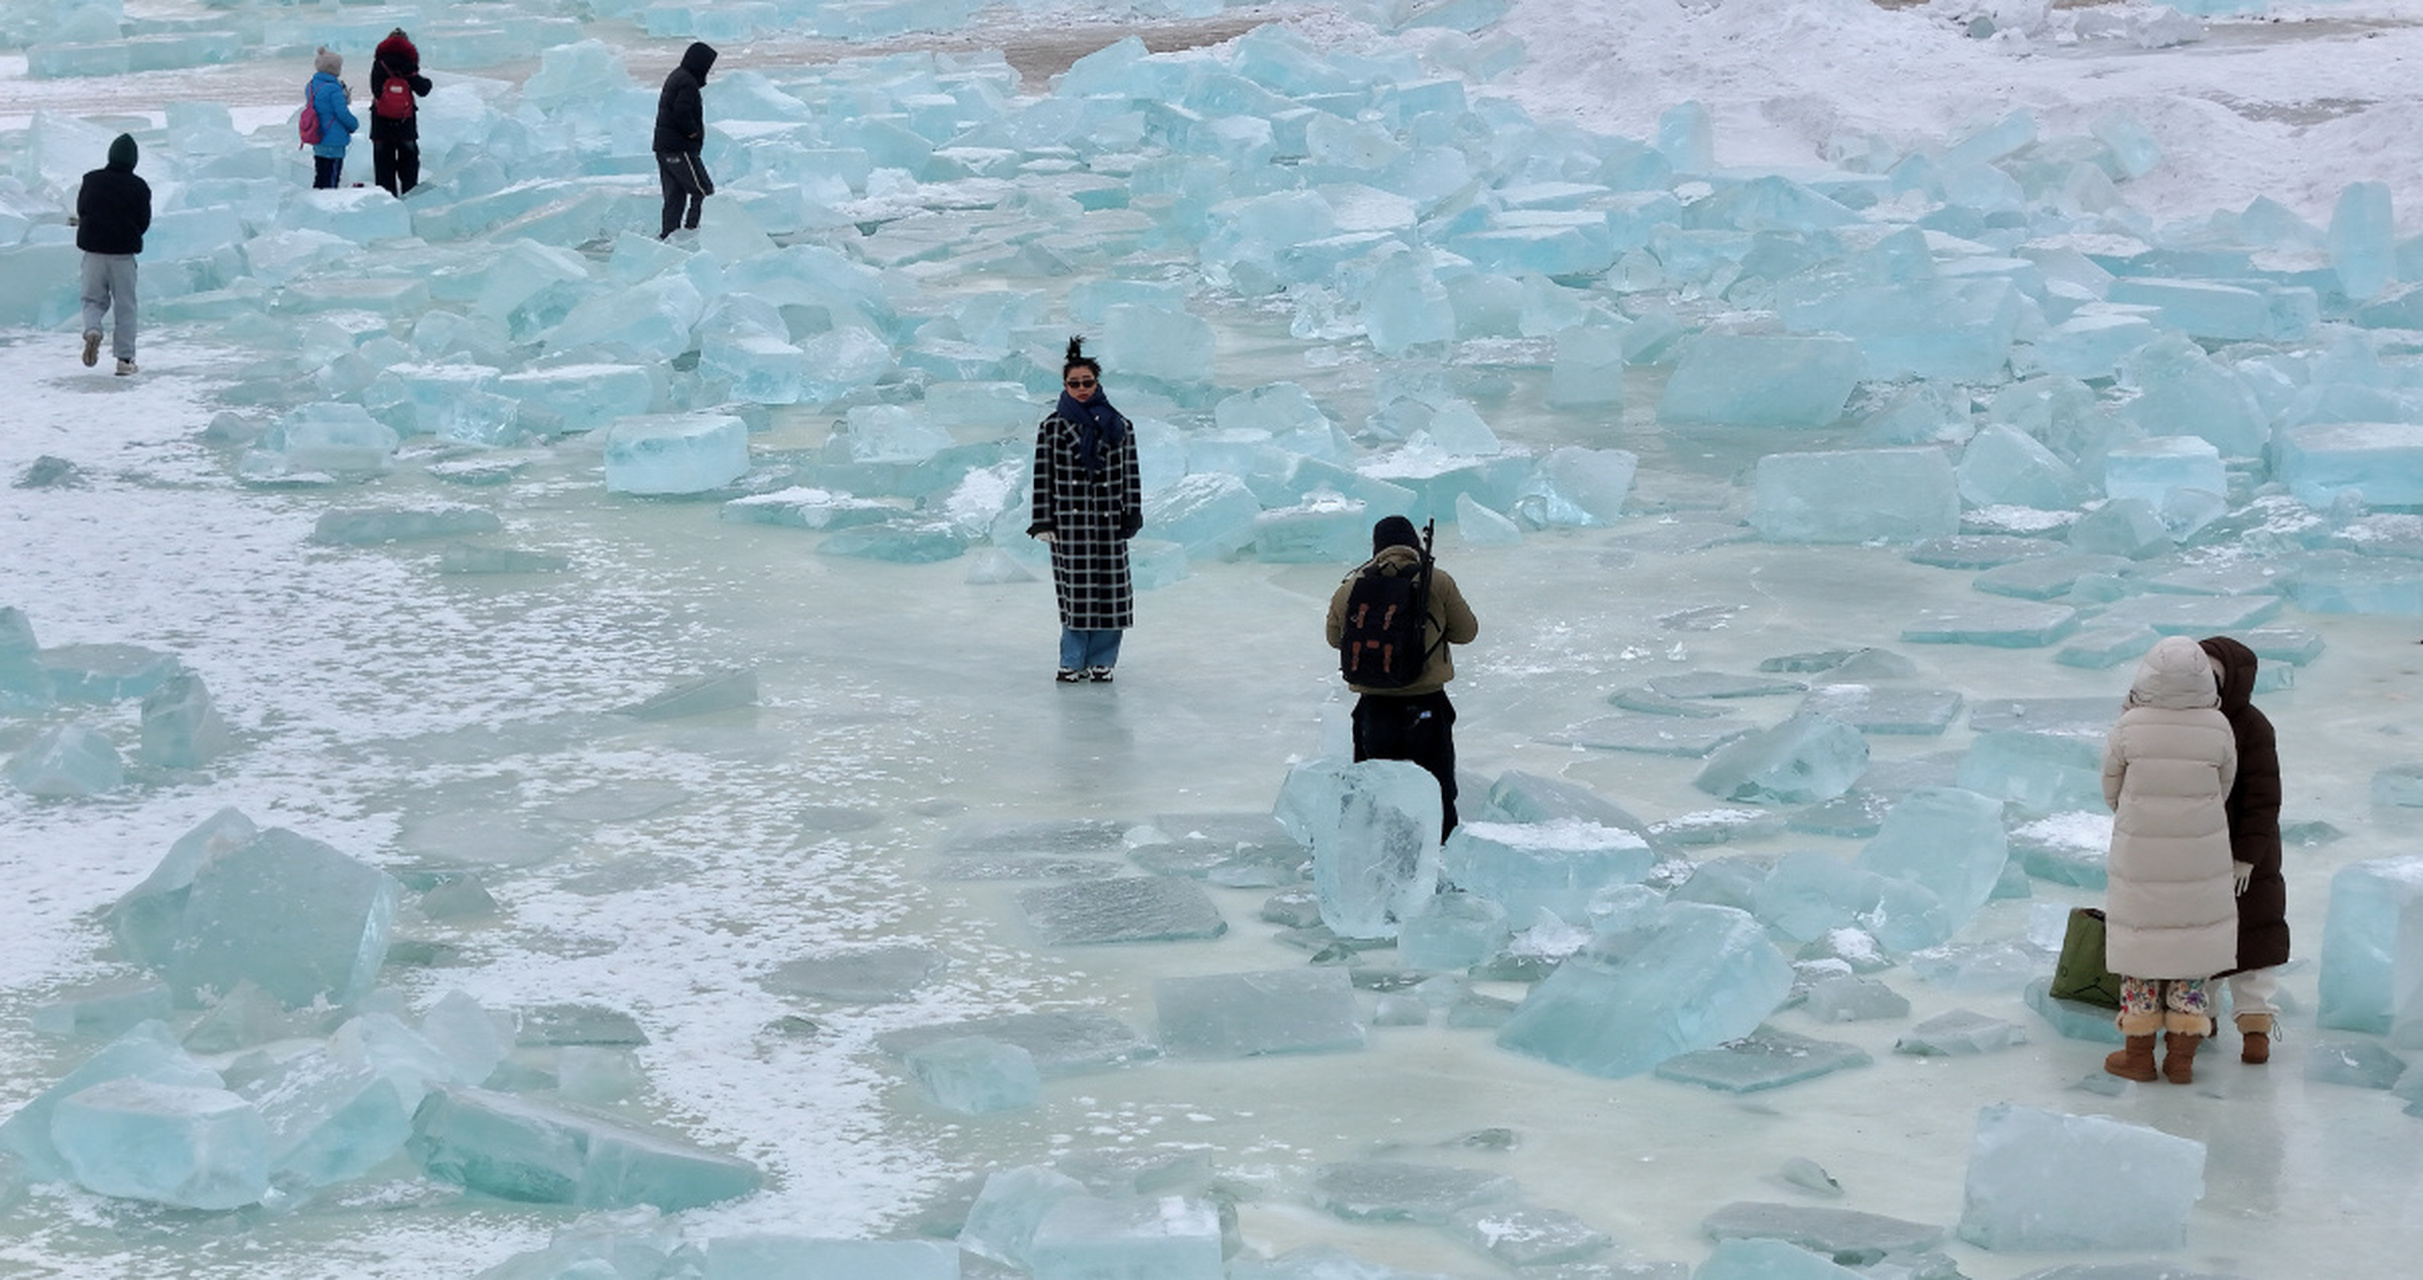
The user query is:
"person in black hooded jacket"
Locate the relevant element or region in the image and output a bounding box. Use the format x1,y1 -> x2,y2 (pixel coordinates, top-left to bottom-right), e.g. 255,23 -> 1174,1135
368,28 -> 434,196
2199,633 -> 2288,1064
652,41 -> 717,239
75,133 -> 150,376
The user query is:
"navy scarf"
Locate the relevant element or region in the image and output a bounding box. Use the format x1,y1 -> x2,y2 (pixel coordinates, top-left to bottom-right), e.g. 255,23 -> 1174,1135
1057,387 -> 1127,474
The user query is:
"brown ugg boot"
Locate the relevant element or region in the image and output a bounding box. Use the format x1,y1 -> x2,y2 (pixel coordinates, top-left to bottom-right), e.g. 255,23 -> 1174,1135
2238,1013 -> 2273,1065
2104,1034 -> 2159,1082
2162,1032 -> 2205,1083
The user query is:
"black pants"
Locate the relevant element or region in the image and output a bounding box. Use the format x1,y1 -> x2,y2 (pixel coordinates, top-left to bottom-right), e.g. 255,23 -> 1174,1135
373,137 -> 419,196
1351,690 -> 1458,838
657,151 -> 712,237
312,155 -> 344,189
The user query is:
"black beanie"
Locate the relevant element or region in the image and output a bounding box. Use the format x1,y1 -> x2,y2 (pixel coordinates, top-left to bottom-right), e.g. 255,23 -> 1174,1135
1372,515 -> 1419,554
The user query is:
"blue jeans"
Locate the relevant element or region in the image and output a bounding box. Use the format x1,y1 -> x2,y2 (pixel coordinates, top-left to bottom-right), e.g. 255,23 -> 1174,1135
1059,628 -> 1122,671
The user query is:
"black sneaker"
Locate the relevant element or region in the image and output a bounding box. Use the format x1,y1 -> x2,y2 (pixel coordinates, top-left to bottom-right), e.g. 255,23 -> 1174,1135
1087,666 -> 1114,683
1055,668 -> 1084,683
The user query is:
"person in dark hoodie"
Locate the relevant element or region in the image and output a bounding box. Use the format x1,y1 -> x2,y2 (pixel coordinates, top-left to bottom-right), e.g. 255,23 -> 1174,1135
1326,514 -> 1480,837
76,133 -> 151,377
2200,634 -> 2288,1064
368,28 -> 433,197
652,41 -> 717,239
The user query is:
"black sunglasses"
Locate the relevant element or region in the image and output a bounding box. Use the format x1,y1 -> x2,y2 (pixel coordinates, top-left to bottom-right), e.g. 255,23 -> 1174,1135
1065,376 -> 1097,388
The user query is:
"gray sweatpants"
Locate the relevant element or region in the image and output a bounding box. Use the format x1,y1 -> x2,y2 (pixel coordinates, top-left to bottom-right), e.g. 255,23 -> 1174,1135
80,252 -> 138,362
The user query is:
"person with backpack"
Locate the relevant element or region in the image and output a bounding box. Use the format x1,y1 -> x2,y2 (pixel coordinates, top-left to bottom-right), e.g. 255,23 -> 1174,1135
652,41 -> 717,239
75,133 -> 151,377
1027,336 -> 1142,683
2199,634 -> 2288,1065
304,47 -> 359,190
1326,515 -> 1480,836
368,28 -> 432,197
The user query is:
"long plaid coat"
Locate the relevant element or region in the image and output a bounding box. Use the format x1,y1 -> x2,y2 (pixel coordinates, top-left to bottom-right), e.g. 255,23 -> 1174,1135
1027,410 -> 1143,631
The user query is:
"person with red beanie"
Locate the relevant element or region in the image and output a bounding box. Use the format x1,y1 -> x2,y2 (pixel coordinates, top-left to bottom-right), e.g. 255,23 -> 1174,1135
369,28 -> 433,195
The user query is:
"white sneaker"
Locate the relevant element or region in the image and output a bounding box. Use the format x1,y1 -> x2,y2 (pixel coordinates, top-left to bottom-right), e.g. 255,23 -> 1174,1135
114,358 -> 137,377
81,331 -> 100,367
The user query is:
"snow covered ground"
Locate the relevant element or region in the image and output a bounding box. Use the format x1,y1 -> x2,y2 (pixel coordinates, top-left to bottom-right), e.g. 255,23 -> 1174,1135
5,1 -> 2423,1277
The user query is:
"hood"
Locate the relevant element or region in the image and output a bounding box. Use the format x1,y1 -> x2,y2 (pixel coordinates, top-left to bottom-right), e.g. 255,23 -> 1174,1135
107,133 -> 137,171
313,46 -> 342,76
1372,514 -> 1420,554
681,41 -> 717,82
376,30 -> 418,65
2198,634 -> 2258,712
2126,635 -> 2220,712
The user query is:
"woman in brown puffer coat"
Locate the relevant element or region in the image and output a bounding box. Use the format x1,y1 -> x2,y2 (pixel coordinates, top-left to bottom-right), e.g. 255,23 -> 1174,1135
2200,634 -> 2287,1064
2100,635 -> 2238,1085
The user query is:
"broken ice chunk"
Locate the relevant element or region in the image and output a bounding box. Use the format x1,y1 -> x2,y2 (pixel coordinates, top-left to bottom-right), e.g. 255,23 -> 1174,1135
52,1077 -> 270,1209
1498,903 -> 1792,1078
1957,1104 -> 2204,1251
1448,1200 -> 1613,1267
1801,978 -> 1910,1023
5,722 -> 124,796
1276,758 -> 1443,939
409,1086 -> 762,1211
879,1012 -> 1154,1076
1894,1010 -> 2028,1056
906,1036 -> 1041,1114
1652,1028 -> 1872,1093
39,641 -> 183,702
1693,714 -> 1869,805
603,414 -> 750,495
1702,1201 -> 1943,1265
1311,1159 -> 1518,1224
959,1165 -> 1086,1267
1397,892 -> 1511,972
1028,1194 -> 1224,1280
1153,969 -> 1364,1059
1442,820 -> 1656,923
138,672 -> 232,769
762,945 -> 948,1003
1016,876 -> 1227,945
166,828 -> 402,1010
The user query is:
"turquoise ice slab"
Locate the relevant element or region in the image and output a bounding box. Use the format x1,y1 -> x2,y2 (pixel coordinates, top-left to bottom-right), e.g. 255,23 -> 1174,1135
1442,820 -> 1656,923
51,1078 -> 271,1210
1016,876 -> 1227,945
2088,593 -> 2280,635
1447,1200 -> 1613,1266
0,1022 -> 220,1181
906,1037 -> 1041,1114
1796,685 -> 1962,735
1701,1200 -> 1945,1264
1900,600 -> 2080,647
762,945 -> 948,1004
1957,1104 -> 2205,1251
1310,1159 -> 1519,1224
1693,714 -> 1869,805
1498,903 -> 1792,1079
878,1011 -> 1156,1076
1154,968 -> 1365,1059
1895,1009 -> 2029,1056
1028,1194 -> 1224,1280
1653,1027 -> 1872,1093
166,828 -> 401,1011
409,1086 -> 761,1211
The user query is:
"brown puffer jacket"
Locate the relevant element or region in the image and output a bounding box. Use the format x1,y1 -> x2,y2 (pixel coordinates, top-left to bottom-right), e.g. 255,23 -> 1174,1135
2101,635 -> 2239,980
2200,634 -> 2289,973
1326,545 -> 1478,696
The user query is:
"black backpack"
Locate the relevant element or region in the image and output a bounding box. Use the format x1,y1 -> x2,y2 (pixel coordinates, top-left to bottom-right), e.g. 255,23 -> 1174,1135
1338,520 -> 1437,689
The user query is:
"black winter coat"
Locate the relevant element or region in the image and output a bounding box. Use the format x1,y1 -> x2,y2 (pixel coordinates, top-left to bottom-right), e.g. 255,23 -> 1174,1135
652,42 -> 716,155
75,160 -> 150,256
368,37 -> 432,142
2201,634 -> 2289,973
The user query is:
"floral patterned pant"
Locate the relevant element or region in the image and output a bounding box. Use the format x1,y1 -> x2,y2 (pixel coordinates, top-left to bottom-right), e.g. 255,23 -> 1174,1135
2119,976 -> 2210,1018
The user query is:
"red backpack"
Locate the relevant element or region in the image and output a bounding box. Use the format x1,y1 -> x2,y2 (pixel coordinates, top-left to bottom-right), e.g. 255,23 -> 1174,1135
372,61 -> 416,121
298,86 -> 322,146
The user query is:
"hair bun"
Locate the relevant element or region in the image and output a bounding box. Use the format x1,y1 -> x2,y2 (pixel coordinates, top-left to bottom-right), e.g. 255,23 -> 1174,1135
1065,335 -> 1086,363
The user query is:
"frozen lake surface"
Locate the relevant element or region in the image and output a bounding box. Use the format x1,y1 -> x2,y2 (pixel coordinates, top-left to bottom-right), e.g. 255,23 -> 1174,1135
7,2 -> 2423,1277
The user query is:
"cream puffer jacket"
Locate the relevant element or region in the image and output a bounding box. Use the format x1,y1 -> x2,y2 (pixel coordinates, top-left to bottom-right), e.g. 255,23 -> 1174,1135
2101,635 -> 2240,979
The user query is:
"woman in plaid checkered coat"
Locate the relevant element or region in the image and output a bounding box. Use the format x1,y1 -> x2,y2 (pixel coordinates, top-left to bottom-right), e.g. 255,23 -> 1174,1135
1028,337 -> 1143,683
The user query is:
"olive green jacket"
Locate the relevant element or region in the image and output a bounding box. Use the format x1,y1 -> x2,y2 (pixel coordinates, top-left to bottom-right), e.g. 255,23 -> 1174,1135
1325,545 -> 1479,696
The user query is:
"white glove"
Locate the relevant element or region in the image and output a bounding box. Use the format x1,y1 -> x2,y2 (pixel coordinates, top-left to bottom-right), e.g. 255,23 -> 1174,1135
2233,863 -> 2253,896
1035,530 -> 1055,544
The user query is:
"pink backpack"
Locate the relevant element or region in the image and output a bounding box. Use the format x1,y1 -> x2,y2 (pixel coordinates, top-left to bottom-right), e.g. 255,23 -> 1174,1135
299,86 -> 323,147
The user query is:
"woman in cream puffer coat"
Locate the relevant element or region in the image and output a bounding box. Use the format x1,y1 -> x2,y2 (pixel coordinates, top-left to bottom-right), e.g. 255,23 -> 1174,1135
2100,634 -> 2239,1084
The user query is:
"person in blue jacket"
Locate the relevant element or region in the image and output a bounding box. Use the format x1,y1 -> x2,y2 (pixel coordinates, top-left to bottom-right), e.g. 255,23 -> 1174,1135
307,47 -> 360,189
